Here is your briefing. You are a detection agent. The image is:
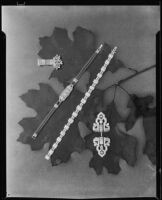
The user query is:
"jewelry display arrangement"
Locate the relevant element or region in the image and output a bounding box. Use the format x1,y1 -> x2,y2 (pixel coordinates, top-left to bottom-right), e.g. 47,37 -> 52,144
18,26 -> 156,176
45,46 -> 117,160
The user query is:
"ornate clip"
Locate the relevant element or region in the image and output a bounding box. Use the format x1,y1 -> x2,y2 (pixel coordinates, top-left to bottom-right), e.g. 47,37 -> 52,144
93,112 -> 110,157
93,112 -> 110,133
37,54 -> 63,70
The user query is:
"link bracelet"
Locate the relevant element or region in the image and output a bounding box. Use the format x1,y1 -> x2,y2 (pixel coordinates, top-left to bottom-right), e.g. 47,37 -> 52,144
45,46 -> 117,160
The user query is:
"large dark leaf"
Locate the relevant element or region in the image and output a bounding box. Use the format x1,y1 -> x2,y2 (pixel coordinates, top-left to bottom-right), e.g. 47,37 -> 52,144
18,83 -> 85,164
124,94 -> 156,165
143,113 -> 156,165
38,26 -> 125,86
125,94 -> 155,131
81,96 -> 138,175
85,128 -> 137,175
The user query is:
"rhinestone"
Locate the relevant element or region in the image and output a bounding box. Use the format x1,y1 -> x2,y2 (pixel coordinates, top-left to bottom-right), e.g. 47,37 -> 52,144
64,125 -> 69,131
75,109 -> 79,114
101,68 -> 106,73
101,66 -> 107,72
104,60 -> 110,65
109,54 -> 113,59
66,122 -> 71,127
83,96 -> 88,101
93,79 -> 99,84
53,103 -> 59,108
32,132 -> 37,139
97,73 -> 102,78
79,102 -> 84,107
53,54 -> 63,70
92,82 -> 96,88
100,72 -> 104,76
85,92 -> 90,97
88,89 -> 92,94
45,154 -> 50,160
96,76 -> 100,81
72,78 -> 78,83
71,115 -> 75,120
68,118 -> 74,124
56,137 -> 62,142
81,99 -> 86,104
76,105 -> 82,111
88,89 -> 92,93
48,149 -> 54,155
55,140 -> 59,145
52,143 -> 58,149
60,130 -> 66,136
90,86 -> 95,90
76,110 -> 80,116
72,111 -> 78,117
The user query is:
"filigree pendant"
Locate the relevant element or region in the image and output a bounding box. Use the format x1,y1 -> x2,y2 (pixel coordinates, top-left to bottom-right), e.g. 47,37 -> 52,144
92,112 -> 110,157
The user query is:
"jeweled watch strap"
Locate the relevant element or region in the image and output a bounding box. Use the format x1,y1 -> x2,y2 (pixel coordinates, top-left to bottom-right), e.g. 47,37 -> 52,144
45,46 -> 117,160
32,44 -> 104,140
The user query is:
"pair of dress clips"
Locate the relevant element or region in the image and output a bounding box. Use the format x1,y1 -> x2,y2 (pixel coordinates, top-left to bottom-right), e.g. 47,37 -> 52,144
92,112 -> 111,157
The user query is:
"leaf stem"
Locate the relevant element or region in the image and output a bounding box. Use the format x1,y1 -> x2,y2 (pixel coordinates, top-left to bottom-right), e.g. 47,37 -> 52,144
105,65 -> 155,90
117,85 -> 132,97
113,84 -> 117,102
125,67 -> 138,74
118,65 -> 155,85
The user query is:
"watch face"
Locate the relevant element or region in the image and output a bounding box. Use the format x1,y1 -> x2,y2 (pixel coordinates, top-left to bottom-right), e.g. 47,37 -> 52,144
4,5 -> 158,199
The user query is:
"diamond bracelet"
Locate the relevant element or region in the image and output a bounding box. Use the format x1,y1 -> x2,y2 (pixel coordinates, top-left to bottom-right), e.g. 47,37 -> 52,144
45,46 -> 117,160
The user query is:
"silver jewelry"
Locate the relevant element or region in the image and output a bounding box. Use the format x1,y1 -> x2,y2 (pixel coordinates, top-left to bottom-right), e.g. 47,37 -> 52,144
93,112 -> 110,157
37,54 -> 63,70
45,46 -> 117,160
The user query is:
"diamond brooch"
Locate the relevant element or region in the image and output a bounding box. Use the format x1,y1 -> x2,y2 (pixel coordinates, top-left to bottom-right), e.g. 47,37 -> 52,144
37,54 -> 63,70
